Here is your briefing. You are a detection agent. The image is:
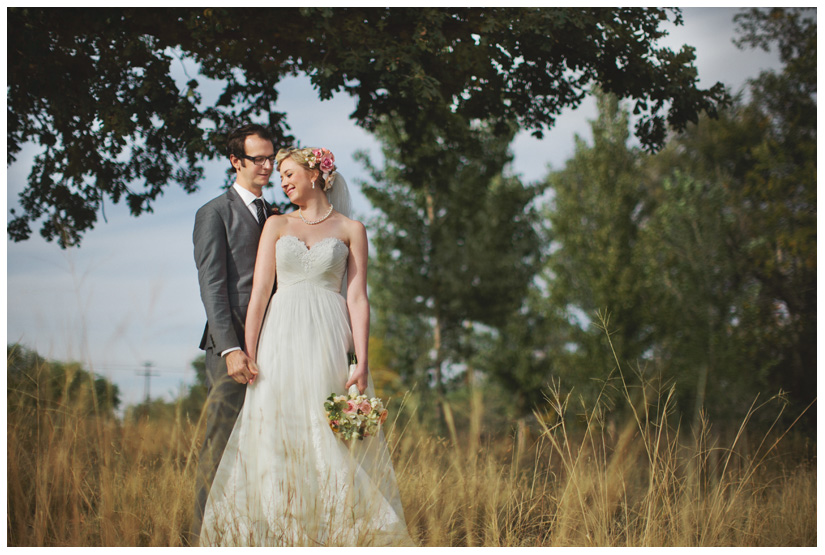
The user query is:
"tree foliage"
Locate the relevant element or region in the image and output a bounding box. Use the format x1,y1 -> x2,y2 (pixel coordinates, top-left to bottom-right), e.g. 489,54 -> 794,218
545,93 -> 653,373
8,9 -> 218,247
638,170 -> 766,421
8,7 -> 727,246
654,7 -> 816,423
534,8 -> 815,427
7,343 -> 121,417
361,117 -> 545,394
475,287 -> 576,418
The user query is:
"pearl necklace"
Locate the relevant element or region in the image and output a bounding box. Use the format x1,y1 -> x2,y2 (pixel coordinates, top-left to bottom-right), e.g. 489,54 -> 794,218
299,204 -> 334,225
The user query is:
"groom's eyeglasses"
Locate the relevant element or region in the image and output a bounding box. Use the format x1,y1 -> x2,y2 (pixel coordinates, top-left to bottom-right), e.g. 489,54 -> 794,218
240,154 -> 277,167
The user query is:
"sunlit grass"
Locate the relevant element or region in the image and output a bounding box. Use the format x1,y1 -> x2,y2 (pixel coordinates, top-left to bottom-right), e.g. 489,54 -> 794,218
391,380 -> 815,547
6,342 -> 815,547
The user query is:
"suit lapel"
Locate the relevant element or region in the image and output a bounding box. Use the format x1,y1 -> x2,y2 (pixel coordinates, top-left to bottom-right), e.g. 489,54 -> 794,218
226,186 -> 263,229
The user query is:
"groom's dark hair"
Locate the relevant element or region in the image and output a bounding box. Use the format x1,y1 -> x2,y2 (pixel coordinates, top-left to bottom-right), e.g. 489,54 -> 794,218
227,124 -> 276,166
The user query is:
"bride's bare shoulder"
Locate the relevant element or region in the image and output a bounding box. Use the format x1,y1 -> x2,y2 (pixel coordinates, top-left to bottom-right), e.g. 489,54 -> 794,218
261,213 -> 290,241
264,213 -> 290,229
340,215 -> 365,234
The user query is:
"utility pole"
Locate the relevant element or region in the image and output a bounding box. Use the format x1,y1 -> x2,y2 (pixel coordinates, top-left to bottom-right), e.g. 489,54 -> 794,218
137,361 -> 159,416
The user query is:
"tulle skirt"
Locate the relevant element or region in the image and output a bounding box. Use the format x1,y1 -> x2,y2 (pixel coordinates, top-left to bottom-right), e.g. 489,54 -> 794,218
200,281 -> 412,546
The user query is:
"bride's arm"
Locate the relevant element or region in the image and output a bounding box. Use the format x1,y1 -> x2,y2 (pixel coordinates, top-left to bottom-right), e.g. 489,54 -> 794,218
344,221 -> 370,394
245,217 -> 281,366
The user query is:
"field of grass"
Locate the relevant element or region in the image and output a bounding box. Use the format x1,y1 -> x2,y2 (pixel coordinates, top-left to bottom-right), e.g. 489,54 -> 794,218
7,350 -> 816,547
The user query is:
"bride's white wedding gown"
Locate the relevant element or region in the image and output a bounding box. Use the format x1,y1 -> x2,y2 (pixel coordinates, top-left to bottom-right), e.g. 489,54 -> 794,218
200,235 -> 412,546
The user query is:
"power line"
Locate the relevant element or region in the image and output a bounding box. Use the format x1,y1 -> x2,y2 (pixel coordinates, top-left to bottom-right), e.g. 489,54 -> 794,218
136,361 -> 160,406
93,363 -> 191,374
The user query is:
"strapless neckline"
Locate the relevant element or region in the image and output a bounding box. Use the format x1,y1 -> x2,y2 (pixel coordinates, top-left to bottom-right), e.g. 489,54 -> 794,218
278,235 -> 346,252
273,234 -> 349,293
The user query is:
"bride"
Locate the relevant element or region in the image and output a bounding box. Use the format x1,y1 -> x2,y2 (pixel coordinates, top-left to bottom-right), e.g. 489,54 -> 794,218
199,147 -> 413,546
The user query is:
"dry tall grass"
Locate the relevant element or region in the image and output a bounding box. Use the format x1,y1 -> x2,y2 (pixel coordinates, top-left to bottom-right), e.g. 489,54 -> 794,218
7,349 -> 815,547
392,386 -> 815,547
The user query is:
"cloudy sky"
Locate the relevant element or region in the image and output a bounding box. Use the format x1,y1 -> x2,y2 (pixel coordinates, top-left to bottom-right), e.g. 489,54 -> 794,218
6,8 -> 784,407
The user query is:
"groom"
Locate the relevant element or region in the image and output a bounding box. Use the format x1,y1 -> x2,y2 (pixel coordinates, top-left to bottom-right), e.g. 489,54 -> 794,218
190,123 -> 278,544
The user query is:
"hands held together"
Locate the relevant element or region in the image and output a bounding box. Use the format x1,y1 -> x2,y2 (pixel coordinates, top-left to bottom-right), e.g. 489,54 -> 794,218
227,351 -> 368,393
226,350 -> 259,384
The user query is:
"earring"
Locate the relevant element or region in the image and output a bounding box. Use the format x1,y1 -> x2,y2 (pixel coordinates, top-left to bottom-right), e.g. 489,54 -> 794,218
312,181 -> 315,189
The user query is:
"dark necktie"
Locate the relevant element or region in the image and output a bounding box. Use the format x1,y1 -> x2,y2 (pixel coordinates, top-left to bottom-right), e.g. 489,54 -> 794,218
253,198 -> 267,228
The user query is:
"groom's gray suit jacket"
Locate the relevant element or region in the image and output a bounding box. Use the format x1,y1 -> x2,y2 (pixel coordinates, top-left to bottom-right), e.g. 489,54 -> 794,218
194,186 -> 271,355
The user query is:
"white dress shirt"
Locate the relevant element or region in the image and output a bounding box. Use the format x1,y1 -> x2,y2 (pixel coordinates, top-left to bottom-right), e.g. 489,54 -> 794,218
232,182 -> 267,224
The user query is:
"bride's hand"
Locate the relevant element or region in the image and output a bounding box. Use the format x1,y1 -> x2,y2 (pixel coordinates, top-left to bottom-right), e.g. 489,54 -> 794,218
345,363 -> 369,394
247,358 -> 260,384
226,350 -> 259,384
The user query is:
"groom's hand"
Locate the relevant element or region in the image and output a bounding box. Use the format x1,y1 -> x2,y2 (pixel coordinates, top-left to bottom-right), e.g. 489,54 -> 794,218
226,350 -> 259,384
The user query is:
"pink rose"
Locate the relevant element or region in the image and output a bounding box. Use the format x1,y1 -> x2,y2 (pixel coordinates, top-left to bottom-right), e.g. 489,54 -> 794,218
313,148 -> 323,158
319,155 -> 335,173
359,400 -> 372,414
345,400 -> 357,413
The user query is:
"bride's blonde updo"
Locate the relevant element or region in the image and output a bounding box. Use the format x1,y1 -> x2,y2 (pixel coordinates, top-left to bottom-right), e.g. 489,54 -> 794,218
276,146 -> 338,191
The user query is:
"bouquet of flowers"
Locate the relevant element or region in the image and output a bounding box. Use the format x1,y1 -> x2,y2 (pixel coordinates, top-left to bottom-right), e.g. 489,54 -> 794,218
324,391 -> 388,441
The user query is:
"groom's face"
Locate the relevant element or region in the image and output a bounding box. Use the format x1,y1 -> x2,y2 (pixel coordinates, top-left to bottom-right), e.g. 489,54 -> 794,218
231,134 -> 275,193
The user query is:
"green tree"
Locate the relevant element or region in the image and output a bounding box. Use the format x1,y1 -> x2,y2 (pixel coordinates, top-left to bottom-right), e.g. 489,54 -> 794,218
8,7 -> 728,246
360,117 -> 546,402
185,353 -> 208,402
537,7 -> 816,429
637,170 -> 761,423
174,353 -> 208,421
731,8 -> 816,419
7,343 -> 121,418
646,7 -> 816,425
475,286 -> 574,418
543,92 -> 653,391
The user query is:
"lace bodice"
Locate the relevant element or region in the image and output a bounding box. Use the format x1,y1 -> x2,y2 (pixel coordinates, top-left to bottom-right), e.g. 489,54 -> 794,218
276,235 -> 349,293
